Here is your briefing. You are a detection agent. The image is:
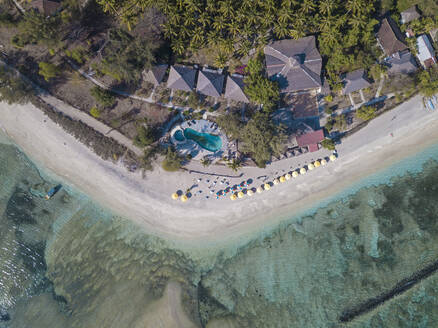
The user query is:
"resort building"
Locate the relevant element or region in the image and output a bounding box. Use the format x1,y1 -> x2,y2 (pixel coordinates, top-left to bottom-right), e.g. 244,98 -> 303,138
296,129 -> 325,153
224,74 -> 249,103
376,17 -> 408,57
196,69 -> 225,97
167,65 -> 197,92
30,0 -> 62,16
416,34 -> 437,68
385,50 -> 418,75
400,6 -> 420,24
264,36 -> 322,94
341,69 -> 371,95
143,64 -> 168,86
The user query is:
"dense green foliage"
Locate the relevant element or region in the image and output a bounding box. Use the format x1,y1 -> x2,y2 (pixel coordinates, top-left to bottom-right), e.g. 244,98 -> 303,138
98,0 -> 381,82
244,54 -> 280,112
417,67 -> 438,98
134,125 -> 156,147
98,28 -> 156,82
325,114 -> 347,132
356,106 -> 377,121
321,138 -> 335,151
0,67 -> 34,105
38,62 -> 59,81
90,86 -> 116,107
161,146 -> 183,171
65,46 -> 90,65
218,111 -> 285,167
12,11 -> 60,47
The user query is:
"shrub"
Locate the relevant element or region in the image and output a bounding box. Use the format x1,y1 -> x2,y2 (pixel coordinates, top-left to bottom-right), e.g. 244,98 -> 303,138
321,138 -> 335,151
90,86 -> 116,107
356,106 -> 377,121
90,106 -> 100,118
133,125 -> 156,147
66,46 -> 89,64
0,67 -> 34,104
38,62 -> 59,81
161,147 -> 183,172
325,94 -> 333,102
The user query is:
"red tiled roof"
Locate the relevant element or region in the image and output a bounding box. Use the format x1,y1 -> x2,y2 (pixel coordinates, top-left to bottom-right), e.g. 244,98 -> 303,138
296,129 -> 324,147
308,144 -> 319,152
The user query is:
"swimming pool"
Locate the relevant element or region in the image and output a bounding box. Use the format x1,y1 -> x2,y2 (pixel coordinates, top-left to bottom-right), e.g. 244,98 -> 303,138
174,130 -> 185,142
183,128 -> 222,152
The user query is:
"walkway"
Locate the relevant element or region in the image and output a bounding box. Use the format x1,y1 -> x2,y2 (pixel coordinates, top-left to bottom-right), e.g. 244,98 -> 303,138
0,59 -> 144,156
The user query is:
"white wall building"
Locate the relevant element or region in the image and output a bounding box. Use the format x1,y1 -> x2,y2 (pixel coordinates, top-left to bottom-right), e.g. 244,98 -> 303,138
416,34 -> 437,68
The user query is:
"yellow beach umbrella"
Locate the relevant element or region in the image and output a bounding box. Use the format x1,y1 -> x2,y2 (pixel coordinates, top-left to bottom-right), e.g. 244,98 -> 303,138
321,159 -> 327,166
285,173 -> 291,180
181,195 -> 188,202
300,167 -> 307,175
264,183 -> 271,191
273,178 -> 280,185
292,171 -> 299,178
238,191 -> 244,198
308,163 -> 315,170
247,189 -> 254,196
330,154 -> 337,162
171,193 -> 179,200
314,160 -> 321,168
280,176 -> 286,183
257,186 -> 263,193
230,193 -> 237,200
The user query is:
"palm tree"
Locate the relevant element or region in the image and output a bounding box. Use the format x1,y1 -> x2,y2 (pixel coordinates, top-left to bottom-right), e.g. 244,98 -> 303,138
300,0 -> 316,14
319,0 -> 334,15
227,158 -> 242,172
200,156 -> 211,167
274,22 -> 289,39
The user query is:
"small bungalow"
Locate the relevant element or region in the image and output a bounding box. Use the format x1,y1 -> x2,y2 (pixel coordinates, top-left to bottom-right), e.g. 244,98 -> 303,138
400,6 -> 420,24
196,69 -> 225,97
167,65 -> 197,92
224,74 -> 249,103
143,64 -> 168,86
376,17 -> 408,57
30,0 -> 62,17
386,50 -> 418,75
296,129 -> 324,152
264,36 -> 322,94
416,34 -> 437,68
341,69 -> 371,95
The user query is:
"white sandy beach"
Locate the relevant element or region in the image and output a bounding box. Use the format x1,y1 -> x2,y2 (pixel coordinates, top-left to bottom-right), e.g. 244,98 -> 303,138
1,95 -> 438,244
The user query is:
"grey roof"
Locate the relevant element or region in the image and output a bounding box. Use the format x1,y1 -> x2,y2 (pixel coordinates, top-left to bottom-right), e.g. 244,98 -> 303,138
196,70 -> 225,97
401,6 -> 420,24
167,65 -> 197,91
264,36 -> 322,93
144,64 -> 168,85
342,69 -> 371,95
387,50 -> 418,75
224,75 -> 249,103
377,18 -> 408,56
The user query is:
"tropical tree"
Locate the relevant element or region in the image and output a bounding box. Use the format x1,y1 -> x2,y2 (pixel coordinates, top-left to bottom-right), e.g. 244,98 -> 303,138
227,158 -> 242,172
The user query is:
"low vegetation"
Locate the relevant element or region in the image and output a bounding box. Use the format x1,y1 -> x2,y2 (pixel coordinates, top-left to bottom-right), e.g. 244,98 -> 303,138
162,146 -> 183,171
417,67 -> 438,98
90,86 -> 116,108
321,138 -> 336,151
133,125 -> 157,147
90,106 -> 101,118
38,62 -> 59,81
0,67 -> 34,105
356,106 -> 377,121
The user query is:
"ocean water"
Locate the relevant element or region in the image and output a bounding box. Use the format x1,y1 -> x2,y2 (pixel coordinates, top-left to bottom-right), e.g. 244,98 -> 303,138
1,138 -> 438,328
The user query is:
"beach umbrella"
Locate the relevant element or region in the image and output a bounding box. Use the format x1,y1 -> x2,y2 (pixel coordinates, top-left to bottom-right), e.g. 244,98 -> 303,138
321,159 -> 327,166
264,183 -> 271,191
314,160 -> 321,168
273,178 -> 280,185
292,171 -> 299,178
330,154 -> 337,162
285,173 -> 291,180
181,195 -> 188,202
308,163 -> 315,170
171,193 -> 179,200
238,191 -> 244,198
279,176 -> 286,183
257,186 -> 263,193
300,167 -> 307,175
230,193 -> 237,200
247,189 -> 254,196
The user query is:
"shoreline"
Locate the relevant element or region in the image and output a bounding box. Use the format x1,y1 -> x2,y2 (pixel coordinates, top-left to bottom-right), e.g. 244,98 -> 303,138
1,94 -> 438,246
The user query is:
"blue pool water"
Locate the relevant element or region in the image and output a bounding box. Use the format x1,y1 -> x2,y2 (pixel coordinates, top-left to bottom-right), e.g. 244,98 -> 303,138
183,128 -> 222,152
174,130 -> 185,142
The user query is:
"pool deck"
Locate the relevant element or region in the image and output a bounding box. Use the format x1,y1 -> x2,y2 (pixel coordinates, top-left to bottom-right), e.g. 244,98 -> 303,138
170,119 -> 228,161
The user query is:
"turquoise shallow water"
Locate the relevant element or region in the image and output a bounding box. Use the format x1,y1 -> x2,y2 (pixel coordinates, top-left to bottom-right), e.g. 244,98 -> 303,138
1,135 -> 438,327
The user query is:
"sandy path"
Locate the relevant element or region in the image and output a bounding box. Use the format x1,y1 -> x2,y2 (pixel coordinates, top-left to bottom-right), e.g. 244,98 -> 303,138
1,94 -> 438,244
